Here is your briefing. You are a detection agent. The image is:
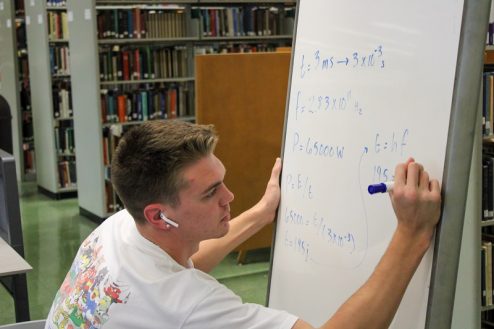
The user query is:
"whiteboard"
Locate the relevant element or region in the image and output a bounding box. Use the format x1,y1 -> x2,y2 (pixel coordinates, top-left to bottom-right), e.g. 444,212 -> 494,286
268,0 -> 465,328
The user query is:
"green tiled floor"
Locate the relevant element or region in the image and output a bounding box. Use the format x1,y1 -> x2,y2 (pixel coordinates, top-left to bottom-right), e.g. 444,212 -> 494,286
0,182 -> 271,325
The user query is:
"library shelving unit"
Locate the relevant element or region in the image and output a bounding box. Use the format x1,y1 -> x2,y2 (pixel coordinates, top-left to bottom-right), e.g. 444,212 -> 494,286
481,44 -> 494,328
66,0 -> 296,221
0,0 -> 24,181
15,0 -> 36,179
25,0 -> 77,199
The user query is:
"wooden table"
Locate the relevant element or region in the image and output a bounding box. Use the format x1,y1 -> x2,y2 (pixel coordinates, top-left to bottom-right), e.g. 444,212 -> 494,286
0,237 -> 32,321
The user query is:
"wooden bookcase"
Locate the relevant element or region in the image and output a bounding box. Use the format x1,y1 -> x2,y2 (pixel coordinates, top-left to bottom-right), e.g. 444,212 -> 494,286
195,51 -> 290,262
25,0 -> 77,198
66,0 -> 296,221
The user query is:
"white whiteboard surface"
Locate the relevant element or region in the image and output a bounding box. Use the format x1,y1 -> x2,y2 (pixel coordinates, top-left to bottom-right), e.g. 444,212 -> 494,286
268,1 -> 464,328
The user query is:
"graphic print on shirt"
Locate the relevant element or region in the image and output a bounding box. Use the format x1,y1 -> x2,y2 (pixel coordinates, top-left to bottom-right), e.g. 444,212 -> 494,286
50,232 -> 131,328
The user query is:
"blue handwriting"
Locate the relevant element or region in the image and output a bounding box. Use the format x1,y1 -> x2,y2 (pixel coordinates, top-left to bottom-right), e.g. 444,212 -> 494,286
292,132 -> 345,159
374,129 -> 409,156
372,164 -> 394,183
284,230 -> 310,262
300,45 -> 385,79
294,90 -> 363,120
312,212 -> 356,253
285,173 -> 314,199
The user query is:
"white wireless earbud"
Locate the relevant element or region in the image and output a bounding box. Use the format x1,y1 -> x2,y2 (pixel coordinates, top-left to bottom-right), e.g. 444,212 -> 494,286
159,212 -> 179,228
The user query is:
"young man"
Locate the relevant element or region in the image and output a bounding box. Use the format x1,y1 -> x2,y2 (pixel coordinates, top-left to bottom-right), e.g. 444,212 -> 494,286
45,120 -> 441,329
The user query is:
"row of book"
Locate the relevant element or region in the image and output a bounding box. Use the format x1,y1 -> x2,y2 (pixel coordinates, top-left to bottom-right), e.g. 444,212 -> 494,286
52,83 -> 73,119
483,151 -> 494,220
18,56 -> 29,86
105,181 -> 123,213
47,0 -> 67,7
488,23 -> 494,46
95,6 -> 295,40
22,110 -> 33,144
198,7 -> 295,37
97,9 -> 187,39
47,11 -> 69,41
99,46 -> 189,82
58,160 -> 77,188
102,124 -> 125,167
14,0 -> 24,15
484,72 -> 494,136
54,121 -> 75,156
23,148 -> 35,174
483,240 -> 494,307
16,21 -> 27,50
100,83 -> 191,124
50,45 -> 70,75
194,43 -> 286,55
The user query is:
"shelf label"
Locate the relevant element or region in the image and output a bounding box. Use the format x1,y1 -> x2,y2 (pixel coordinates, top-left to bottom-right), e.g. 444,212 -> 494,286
6,18 -> 10,28
68,11 -> 74,22
84,8 -> 91,21
37,14 -> 42,24
0,2 -> 4,11
30,0 -> 34,6
25,16 -> 30,26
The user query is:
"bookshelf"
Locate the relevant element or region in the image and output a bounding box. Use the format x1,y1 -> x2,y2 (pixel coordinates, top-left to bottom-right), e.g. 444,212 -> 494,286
25,0 -> 77,198
0,0 -> 24,181
66,0 -> 296,221
481,42 -> 494,327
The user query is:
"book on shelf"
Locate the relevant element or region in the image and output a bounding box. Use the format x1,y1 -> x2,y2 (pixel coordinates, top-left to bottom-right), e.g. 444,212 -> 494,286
50,45 -> 70,75
97,7 -> 187,40
57,160 -> 76,188
100,83 -> 190,124
483,72 -> 494,136
23,148 -> 35,173
105,181 -> 123,213
47,0 -> 67,8
484,244 -> 488,307
15,0 -> 25,15
99,45 -> 189,82
194,42 -> 286,55
197,6 -> 294,38
47,11 -> 69,41
54,120 -> 75,155
488,22 -> 494,46
52,81 -> 73,119
484,241 -> 494,307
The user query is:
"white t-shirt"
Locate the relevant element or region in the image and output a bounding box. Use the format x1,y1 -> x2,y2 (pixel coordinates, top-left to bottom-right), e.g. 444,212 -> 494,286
45,209 -> 298,329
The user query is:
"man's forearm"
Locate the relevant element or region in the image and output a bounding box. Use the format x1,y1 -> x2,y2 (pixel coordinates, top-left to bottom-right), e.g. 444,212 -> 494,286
319,228 -> 431,329
191,205 -> 270,272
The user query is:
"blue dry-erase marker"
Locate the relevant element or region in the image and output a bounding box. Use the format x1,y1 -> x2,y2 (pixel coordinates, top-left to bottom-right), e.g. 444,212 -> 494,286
368,181 -> 394,194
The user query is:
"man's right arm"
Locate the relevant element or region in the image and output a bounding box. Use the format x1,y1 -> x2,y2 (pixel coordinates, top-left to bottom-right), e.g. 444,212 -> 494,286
292,159 -> 441,329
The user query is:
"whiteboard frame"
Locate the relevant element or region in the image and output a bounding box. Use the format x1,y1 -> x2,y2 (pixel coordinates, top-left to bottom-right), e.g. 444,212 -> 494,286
267,0 -> 491,328
426,0 -> 490,328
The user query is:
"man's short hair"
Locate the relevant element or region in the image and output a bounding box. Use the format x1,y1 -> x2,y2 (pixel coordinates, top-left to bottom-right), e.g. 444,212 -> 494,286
111,120 -> 218,223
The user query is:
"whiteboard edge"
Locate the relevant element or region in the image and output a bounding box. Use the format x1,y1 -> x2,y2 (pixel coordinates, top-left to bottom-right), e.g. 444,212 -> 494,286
425,0 -> 491,328
266,0 -> 301,308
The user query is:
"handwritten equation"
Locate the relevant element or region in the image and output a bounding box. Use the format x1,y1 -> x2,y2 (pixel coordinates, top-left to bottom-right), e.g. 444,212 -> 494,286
294,90 -> 364,120
285,172 -> 314,200
292,131 -> 345,160
282,206 -> 357,263
299,45 -> 385,79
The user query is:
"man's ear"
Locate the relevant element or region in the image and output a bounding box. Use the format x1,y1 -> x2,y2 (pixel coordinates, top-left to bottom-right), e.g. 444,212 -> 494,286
143,204 -> 167,229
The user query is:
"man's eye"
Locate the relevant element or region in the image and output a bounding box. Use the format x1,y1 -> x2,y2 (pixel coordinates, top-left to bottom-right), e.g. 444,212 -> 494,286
205,188 -> 217,198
